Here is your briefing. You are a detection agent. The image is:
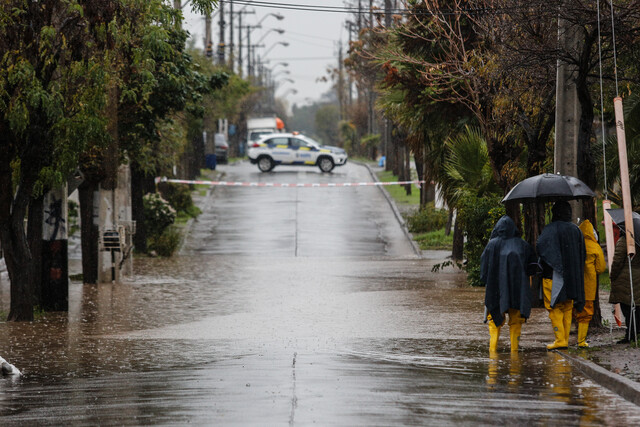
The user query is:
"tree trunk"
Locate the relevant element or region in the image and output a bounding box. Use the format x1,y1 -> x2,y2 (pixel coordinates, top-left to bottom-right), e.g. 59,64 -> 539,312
27,195 -> 44,308
445,210 -> 453,236
414,150 -> 425,207
0,169 -> 35,321
79,181 -> 99,284
404,145 -> 411,195
452,214 -> 464,261
131,162 -> 148,253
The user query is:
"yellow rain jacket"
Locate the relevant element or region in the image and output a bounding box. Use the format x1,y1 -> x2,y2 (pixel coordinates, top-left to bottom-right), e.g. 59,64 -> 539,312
579,220 -> 606,301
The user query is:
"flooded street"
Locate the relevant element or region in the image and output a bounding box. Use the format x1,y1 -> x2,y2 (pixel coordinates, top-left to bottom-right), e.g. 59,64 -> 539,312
1,162 -> 639,424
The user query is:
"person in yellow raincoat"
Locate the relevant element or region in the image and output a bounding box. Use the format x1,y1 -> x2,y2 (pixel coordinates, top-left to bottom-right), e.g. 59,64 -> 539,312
576,220 -> 606,347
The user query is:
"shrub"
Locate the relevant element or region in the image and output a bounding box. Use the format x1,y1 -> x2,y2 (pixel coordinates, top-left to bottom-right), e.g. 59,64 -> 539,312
143,192 -> 176,239
149,226 -> 181,257
414,228 -> 453,250
405,204 -> 448,233
158,182 -> 196,216
456,193 -> 505,286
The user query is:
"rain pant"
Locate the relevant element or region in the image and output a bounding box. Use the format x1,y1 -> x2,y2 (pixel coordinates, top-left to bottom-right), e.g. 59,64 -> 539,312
536,202 -> 586,313
575,220 -> 606,323
481,215 -> 537,327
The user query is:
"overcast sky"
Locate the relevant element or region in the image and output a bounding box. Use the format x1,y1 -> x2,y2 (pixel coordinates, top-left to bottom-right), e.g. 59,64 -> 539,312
182,1 -> 348,108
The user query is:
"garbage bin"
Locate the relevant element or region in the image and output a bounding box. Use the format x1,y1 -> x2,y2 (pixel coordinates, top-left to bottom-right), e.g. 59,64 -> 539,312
205,154 -> 217,170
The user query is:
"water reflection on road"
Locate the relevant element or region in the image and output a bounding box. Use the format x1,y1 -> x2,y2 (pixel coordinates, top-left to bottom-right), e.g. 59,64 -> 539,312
2,255 -> 639,424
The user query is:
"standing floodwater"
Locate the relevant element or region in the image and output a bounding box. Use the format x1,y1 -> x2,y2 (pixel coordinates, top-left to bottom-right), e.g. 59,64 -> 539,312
1,162 -> 639,424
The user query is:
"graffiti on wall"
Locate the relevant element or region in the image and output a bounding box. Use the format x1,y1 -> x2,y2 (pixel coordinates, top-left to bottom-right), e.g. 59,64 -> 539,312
44,195 -> 66,241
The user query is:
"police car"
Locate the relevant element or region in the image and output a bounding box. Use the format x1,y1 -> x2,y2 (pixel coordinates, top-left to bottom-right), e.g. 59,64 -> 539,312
248,133 -> 348,173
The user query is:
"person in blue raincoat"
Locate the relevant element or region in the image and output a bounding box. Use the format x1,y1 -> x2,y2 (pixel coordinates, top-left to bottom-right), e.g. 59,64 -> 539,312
537,201 -> 586,350
481,215 -> 537,353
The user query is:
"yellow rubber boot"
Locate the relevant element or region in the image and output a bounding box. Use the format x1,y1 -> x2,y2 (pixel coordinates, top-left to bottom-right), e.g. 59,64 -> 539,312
578,322 -> 589,348
547,308 -> 568,350
563,306 -> 572,347
509,323 -> 522,352
489,321 -> 502,353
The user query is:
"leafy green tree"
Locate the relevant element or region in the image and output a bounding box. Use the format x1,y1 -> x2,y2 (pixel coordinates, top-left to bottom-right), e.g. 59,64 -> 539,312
190,48 -> 253,158
0,0 -> 219,320
0,1 -> 114,320
113,3 -> 223,254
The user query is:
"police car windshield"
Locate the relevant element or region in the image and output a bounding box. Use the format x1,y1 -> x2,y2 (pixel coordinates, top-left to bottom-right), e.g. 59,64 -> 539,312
298,135 -> 320,148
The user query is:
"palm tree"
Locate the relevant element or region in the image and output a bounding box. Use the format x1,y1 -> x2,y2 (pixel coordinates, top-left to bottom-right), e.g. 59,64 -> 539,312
442,126 -> 501,206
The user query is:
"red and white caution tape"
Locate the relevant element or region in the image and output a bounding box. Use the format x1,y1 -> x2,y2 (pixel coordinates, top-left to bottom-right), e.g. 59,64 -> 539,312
155,177 -> 425,188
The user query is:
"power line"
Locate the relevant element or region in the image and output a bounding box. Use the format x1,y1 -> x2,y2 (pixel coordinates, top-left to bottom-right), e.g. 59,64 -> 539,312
287,30 -> 338,42
228,1 -> 524,16
267,56 -> 335,61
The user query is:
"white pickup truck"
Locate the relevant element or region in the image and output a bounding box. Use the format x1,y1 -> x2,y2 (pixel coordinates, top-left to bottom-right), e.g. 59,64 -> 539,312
246,116 -> 283,152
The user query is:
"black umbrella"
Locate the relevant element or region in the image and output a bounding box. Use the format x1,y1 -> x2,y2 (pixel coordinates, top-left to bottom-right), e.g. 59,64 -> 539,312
606,208 -> 640,246
501,173 -> 596,203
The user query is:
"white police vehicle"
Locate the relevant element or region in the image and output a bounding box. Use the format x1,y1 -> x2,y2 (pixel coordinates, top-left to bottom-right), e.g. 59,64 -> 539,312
248,133 -> 348,173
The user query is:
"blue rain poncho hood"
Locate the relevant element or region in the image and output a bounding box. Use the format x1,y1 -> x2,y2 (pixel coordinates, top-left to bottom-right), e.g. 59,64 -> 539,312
481,216 -> 537,327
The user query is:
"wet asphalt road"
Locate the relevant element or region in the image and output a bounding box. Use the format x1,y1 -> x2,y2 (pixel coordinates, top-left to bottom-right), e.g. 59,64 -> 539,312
1,161 -> 640,425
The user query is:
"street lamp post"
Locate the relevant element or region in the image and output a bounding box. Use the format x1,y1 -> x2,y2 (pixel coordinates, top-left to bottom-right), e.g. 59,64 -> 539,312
263,41 -> 289,57
278,88 -> 298,98
256,28 -> 285,45
241,12 -> 284,77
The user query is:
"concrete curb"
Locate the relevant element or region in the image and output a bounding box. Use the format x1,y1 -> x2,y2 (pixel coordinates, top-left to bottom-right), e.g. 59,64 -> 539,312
354,161 -> 422,258
556,350 -> 640,407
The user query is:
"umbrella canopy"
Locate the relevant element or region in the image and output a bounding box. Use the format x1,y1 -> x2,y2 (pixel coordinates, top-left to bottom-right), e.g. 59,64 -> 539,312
501,173 -> 596,203
606,208 -> 640,246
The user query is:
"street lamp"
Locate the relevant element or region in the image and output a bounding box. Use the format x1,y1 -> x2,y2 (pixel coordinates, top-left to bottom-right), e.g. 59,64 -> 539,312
257,12 -> 284,25
256,28 -> 285,45
271,70 -> 290,80
263,41 -> 289,57
278,77 -> 295,86
271,62 -> 289,70
278,88 -> 298,98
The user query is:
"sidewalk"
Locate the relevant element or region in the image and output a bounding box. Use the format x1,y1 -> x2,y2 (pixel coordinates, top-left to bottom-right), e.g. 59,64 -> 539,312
360,159 -> 640,406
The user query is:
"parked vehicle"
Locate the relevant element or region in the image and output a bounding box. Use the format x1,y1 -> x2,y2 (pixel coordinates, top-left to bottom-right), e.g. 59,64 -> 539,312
248,133 -> 348,173
246,116 -> 284,153
214,133 -> 229,164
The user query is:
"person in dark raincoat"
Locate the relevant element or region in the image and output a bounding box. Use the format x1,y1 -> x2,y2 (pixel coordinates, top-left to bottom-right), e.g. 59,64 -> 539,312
536,201 -> 586,350
609,234 -> 640,343
481,215 -> 537,353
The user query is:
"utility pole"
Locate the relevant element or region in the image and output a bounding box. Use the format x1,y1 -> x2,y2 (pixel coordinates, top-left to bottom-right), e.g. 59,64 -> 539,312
384,0 -> 392,162
204,13 -> 213,58
236,11 -> 255,76
554,14 -> 581,218
367,0 -> 374,137
338,41 -> 345,121
238,12 -> 243,75
346,21 -> 353,106
218,1 -> 226,64
228,0 -> 234,68
247,25 -> 252,77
